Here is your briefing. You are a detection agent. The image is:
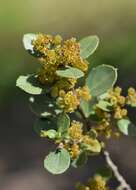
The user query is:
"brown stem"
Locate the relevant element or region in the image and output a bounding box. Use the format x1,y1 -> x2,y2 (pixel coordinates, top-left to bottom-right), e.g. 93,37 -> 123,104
103,150 -> 132,190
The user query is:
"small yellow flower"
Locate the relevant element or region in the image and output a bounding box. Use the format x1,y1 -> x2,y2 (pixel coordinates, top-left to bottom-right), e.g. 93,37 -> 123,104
117,96 -> 126,106
114,106 -> 127,119
128,87 -> 136,95
71,58 -> 88,72
63,142 -> 80,159
68,121 -> 83,141
70,144 -> 80,159
88,175 -> 108,190
76,182 -> 89,190
76,86 -> 91,101
46,50 -> 57,65
57,90 -> 80,112
61,38 -> 88,72
126,87 -> 136,106
53,35 -> 62,45
76,175 -> 108,190
38,65 -> 57,84
114,86 -> 122,95
108,87 -> 126,107
51,78 -> 77,97
32,33 -> 53,55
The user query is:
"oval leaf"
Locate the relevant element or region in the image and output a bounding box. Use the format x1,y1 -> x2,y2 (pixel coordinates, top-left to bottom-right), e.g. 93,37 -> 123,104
56,67 -> 84,79
82,139 -> 101,153
117,119 -> 136,136
16,75 -> 43,95
44,148 -> 70,174
23,33 -> 37,55
29,95 -> 57,118
80,97 -> 97,118
86,65 -> 117,97
80,35 -> 99,59
96,100 -> 112,112
57,113 -> 70,134
41,129 -> 57,139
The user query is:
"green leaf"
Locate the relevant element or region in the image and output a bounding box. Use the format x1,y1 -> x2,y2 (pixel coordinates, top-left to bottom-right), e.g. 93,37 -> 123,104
82,139 -> 101,153
57,113 -> 70,134
80,98 -> 97,118
16,75 -> 43,95
117,119 -> 136,136
127,102 -> 136,108
29,95 -> 58,118
86,65 -> 117,97
96,167 -> 112,181
96,100 -> 112,112
44,148 -> 70,174
56,66 -> 84,79
72,151 -> 88,168
80,35 -> 99,59
23,33 -> 37,55
34,118 -> 57,135
130,103 -> 136,107
41,129 -> 57,139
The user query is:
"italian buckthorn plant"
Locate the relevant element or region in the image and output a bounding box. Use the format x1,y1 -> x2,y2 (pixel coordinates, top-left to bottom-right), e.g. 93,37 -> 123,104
16,33 -> 136,190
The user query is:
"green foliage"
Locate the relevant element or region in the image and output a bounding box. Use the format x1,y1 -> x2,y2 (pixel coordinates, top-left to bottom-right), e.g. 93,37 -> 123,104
56,66 -> 84,79
80,35 -> 99,59
86,65 -> 117,97
57,113 -> 70,134
16,75 -> 43,95
72,151 -> 88,168
80,98 -> 96,118
117,119 -> 136,136
80,64 -> 118,117
96,100 -> 112,112
23,33 -> 37,55
42,129 -> 58,139
82,139 -> 101,153
44,148 -> 70,174
29,95 -> 60,118
17,32 -> 136,188
128,102 -> 136,108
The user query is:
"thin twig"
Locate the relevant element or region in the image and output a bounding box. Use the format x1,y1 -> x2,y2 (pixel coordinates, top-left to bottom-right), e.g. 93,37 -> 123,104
103,150 -> 132,190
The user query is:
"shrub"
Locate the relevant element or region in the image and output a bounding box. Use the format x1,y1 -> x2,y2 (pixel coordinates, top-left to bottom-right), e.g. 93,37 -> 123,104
16,33 -> 136,190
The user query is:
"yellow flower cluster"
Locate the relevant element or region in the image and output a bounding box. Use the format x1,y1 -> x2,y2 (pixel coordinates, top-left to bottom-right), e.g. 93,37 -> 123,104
56,90 -> 80,113
76,175 -> 108,190
108,87 -> 127,119
68,121 -> 83,141
76,86 -> 91,101
57,86 -> 91,113
33,33 -> 88,84
61,38 -> 88,72
93,87 -> 130,138
126,87 -> 136,106
94,108 -> 112,139
51,78 -> 77,98
64,143 -> 80,159
38,64 -> 58,84
63,120 -> 101,159
33,34 -> 62,57
32,33 -> 90,113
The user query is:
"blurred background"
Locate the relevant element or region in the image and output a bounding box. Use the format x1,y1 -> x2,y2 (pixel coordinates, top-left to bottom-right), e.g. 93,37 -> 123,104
0,0 -> 136,189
